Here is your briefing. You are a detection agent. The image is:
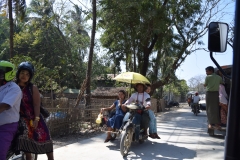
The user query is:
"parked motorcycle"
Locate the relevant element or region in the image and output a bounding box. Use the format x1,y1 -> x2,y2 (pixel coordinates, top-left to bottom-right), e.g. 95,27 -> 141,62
120,98 -> 150,157
166,100 -> 180,110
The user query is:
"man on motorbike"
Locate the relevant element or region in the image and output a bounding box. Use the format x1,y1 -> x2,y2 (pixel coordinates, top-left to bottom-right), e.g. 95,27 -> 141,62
191,92 -> 200,113
122,83 -> 151,141
0,61 -> 22,159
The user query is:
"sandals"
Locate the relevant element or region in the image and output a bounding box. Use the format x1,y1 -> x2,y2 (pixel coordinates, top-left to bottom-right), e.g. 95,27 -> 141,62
154,133 -> 161,139
149,133 -> 161,139
104,136 -> 112,143
209,124 -> 221,130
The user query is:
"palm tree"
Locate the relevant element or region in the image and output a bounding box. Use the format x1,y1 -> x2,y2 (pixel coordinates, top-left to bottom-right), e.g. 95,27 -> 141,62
0,0 -> 26,58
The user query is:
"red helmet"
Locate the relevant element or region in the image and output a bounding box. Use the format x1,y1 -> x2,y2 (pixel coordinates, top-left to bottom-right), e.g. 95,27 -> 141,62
195,92 -> 199,96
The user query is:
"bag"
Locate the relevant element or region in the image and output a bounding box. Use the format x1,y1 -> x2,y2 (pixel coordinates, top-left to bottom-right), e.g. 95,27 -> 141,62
40,106 -> 50,118
96,113 -> 102,124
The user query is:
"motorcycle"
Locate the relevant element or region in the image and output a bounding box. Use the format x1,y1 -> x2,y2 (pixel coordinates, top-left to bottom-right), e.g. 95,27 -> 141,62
191,103 -> 199,116
120,98 -> 150,157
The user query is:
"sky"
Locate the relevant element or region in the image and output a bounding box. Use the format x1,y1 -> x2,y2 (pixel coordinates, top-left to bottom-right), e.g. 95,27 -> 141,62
175,1 -> 236,82
175,37 -> 233,81
25,0 -> 236,84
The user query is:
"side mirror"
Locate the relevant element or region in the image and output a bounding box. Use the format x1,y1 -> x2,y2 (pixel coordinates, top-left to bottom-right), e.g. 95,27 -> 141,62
208,22 -> 229,52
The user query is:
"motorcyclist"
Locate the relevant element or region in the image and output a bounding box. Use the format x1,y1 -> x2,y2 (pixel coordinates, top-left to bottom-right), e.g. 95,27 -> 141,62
0,60 -> 22,159
191,92 -> 200,113
122,83 -> 151,141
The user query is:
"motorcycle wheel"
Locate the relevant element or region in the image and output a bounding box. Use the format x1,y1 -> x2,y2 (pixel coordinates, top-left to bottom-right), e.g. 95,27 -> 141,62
194,105 -> 198,116
139,139 -> 144,144
120,130 -> 132,157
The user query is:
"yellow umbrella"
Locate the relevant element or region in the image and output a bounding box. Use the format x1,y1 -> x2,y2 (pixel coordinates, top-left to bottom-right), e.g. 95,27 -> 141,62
113,72 -> 150,84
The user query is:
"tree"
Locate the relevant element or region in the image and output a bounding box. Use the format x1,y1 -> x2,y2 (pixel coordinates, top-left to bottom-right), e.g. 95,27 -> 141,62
13,0 -> 92,89
0,0 -> 26,59
163,79 -> 188,102
85,0 -> 96,106
228,20 -> 234,49
99,0 -> 233,92
11,55 -> 61,92
188,75 -> 206,93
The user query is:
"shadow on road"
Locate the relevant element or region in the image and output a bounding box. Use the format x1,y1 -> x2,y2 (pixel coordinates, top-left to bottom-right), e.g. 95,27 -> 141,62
191,114 -> 207,117
106,140 -> 196,160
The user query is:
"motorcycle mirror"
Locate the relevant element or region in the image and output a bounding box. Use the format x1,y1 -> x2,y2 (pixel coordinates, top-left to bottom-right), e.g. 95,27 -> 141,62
208,22 -> 229,52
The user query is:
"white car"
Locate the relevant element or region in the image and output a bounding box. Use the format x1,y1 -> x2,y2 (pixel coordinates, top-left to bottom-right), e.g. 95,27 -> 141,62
199,99 -> 206,110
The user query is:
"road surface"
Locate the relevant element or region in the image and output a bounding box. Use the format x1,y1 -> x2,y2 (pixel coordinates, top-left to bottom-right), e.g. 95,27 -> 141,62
38,104 -> 225,160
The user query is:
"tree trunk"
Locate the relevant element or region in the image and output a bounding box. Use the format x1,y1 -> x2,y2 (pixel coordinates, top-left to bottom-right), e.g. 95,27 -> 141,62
85,0 -> 96,107
8,0 -> 13,59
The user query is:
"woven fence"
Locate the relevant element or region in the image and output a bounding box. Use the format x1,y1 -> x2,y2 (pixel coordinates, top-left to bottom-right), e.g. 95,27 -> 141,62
42,97 -> 159,137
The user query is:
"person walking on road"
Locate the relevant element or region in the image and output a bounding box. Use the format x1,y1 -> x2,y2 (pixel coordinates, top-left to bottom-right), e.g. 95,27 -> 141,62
204,66 -> 222,129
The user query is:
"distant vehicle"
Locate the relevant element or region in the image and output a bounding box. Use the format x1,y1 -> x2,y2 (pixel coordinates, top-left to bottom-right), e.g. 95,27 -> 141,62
186,91 -> 197,106
165,101 -> 179,109
167,100 -> 180,108
199,99 -> 206,110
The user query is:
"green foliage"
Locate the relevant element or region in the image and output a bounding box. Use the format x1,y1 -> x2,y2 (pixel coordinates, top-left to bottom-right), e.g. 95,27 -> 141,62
0,0 -> 228,96
0,16 -> 10,59
163,79 -> 189,101
11,55 -> 62,92
98,0 -> 225,91
0,0 -> 111,92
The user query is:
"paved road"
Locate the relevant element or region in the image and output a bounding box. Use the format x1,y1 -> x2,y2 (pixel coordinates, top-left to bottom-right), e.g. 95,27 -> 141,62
38,104 -> 225,160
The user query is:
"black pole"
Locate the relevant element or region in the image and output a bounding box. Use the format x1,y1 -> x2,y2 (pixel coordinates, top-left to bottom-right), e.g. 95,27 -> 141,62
224,0 -> 240,159
210,51 -> 231,79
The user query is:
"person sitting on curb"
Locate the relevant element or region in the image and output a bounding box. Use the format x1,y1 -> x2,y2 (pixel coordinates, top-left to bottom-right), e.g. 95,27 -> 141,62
145,84 -> 160,139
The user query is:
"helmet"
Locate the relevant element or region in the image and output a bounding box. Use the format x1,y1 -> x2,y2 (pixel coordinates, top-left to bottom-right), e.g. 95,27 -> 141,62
0,60 -> 16,81
195,92 -> 199,96
16,61 -> 35,81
